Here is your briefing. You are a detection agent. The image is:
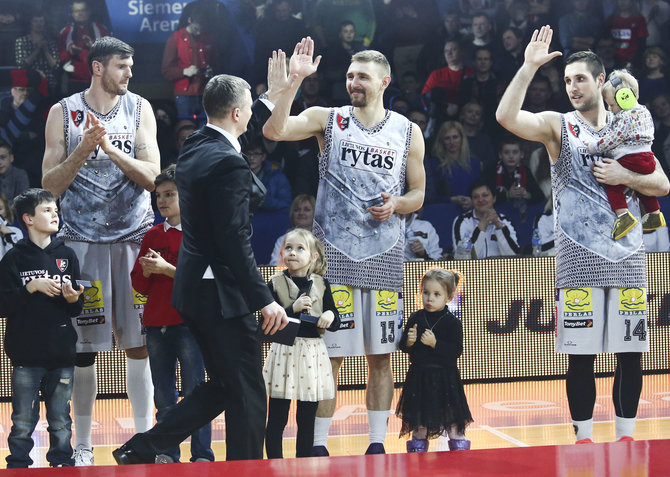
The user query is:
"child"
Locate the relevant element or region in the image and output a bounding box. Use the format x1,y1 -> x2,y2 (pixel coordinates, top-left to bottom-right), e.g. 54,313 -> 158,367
262,228 -> 340,458
396,268 -> 473,453
130,165 -> 213,463
586,69 -> 664,240
0,194 -> 23,259
0,188 -> 84,467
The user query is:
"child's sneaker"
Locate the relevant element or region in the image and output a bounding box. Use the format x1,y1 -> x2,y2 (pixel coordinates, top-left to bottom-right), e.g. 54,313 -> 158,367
642,212 -> 666,232
447,439 -> 471,451
575,438 -> 594,444
612,210 -> 638,240
364,443 -> 386,454
406,439 -> 429,453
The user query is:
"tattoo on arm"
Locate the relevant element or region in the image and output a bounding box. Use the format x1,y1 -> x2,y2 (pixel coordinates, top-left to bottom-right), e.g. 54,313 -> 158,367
135,143 -> 158,153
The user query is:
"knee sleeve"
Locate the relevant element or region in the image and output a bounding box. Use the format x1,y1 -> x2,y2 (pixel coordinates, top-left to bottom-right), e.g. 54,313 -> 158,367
614,352 -> 642,418
566,354 -> 596,421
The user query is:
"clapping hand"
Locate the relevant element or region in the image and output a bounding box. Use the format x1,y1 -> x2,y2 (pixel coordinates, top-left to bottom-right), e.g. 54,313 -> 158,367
139,248 -> 173,277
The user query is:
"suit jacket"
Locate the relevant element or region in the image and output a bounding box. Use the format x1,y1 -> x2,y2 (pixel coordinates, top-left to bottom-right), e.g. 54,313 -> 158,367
172,100 -> 274,319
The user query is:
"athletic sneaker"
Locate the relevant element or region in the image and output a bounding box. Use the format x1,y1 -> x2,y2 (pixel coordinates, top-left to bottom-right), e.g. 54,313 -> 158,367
73,446 -> 94,466
617,436 -> 634,442
365,443 -> 386,455
311,445 -> 330,457
193,458 -> 212,462
575,438 -> 594,444
155,454 -> 175,464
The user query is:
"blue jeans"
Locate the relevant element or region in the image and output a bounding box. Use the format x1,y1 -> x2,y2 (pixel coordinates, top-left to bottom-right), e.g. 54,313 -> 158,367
146,324 -> 213,462
6,366 -> 74,468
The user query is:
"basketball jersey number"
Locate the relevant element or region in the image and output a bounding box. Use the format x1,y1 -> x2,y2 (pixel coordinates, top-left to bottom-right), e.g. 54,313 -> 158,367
623,319 -> 647,342
380,320 -> 395,344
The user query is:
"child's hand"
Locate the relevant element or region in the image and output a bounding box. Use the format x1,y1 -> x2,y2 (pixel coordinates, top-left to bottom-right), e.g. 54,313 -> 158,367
139,248 -> 173,277
292,293 -> 313,313
62,279 -> 84,303
317,310 -> 334,329
420,329 -> 436,348
26,278 -> 62,297
406,323 -> 418,346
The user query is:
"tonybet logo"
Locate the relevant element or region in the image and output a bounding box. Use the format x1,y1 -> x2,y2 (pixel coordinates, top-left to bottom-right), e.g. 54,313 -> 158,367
339,140 -> 396,171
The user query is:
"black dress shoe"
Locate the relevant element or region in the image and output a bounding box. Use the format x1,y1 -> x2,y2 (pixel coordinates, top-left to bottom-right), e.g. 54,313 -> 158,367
113,445 -> 152,465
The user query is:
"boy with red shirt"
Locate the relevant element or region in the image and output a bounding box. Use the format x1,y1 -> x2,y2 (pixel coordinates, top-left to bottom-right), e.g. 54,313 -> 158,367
130,165 -> 213,463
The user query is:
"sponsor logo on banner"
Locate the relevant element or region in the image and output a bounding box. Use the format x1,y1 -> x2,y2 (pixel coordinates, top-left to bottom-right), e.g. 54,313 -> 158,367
82,281 -> 104,314
619,287 -> 646,316
332,286 -> 354,319
133,289 -> 147,309
376,291 -> 397,317
563,288 -> 593,317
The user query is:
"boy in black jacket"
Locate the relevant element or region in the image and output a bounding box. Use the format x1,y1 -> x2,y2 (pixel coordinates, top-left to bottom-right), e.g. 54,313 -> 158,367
0,189 -> 84,468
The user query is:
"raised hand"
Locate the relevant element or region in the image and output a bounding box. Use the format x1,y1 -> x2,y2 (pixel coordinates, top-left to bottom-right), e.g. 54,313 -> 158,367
524,25 -> 562,69
266,49 -> 289,100
288,37 -> 321,80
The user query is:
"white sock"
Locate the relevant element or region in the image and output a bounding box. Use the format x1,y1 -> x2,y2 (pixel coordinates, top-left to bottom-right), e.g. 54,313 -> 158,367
615,416 -> 636,440
126,357 -> 154,432
573,418 -> 593,441
313,417 -> 332,447
72,365 -> 97,449
368,410 -> 390,444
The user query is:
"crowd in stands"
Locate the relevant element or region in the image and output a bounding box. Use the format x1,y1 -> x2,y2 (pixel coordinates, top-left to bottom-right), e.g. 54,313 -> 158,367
0,0 -> 669,262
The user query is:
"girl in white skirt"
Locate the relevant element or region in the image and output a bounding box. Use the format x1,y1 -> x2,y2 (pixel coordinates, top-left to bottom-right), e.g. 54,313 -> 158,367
263,228 -> 340,458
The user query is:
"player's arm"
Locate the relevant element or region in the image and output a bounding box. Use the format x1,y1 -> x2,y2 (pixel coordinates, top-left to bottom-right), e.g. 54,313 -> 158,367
42,103 -> 103,197
593,157 -> 670,197
496,26 -> 563,158
102,98 -> 160,191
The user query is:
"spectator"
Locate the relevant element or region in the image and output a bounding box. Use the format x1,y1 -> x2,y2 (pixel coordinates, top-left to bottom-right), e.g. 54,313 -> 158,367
422,40 -> 473,122
496,0 -> 535,40
244,139 -> 292,212
459,101 -> 497,171
488,136 -> 545,217
0,194 -> 23,260
404,209 -> 443,261
558,0 -> 603,57
638,46 -> 670,105
407,108 -> 431,146
640,0 -> 670,47
311,0 -> 375,49
459,47 -> 502,134
462,12 -> 497,67
15,12 -> 60,95
0,3 -> 22,67
604,0 -> 649,69
495,27 -> 525,82
531,197 -> 555,256
0,142 -> 28,202
161,6 -> 217,122
392,71 -> 424,112
269,194 -> 316,265
595,36 -> 618,76
522,74 -> 559,113
650,93 -> 670,177
322,21 -> 365,105
57,0 -> 110,95
425,121 -> 481,209
152,102 -> 178,169
254,0 -> 308,93
452,179 -> 521,258
416,10 -> 465,80
526,145 -> 552,200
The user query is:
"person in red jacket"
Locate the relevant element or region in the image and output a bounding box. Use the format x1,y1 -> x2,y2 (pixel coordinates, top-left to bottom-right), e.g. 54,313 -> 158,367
130,165 -> 214,464
57,0 -> 110,95
161,6 -> 217,122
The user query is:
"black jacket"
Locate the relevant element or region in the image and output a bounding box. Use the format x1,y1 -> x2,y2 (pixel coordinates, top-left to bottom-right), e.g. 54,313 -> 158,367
0,238 -> 83,368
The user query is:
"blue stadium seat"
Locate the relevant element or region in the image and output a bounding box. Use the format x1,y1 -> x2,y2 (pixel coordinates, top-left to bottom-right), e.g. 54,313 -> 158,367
251,210 -> 291,265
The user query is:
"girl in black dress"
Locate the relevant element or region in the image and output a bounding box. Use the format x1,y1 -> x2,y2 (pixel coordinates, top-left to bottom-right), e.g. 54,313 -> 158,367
397,268 -> 473,452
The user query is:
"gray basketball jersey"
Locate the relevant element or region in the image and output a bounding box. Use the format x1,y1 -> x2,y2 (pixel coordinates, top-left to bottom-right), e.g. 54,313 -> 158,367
315,107 -> 411,292
553,111 -> 646,288
59,91 -> 153,243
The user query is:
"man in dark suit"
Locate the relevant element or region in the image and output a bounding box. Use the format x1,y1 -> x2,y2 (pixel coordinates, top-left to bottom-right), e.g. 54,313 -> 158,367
113,59 -> 289,463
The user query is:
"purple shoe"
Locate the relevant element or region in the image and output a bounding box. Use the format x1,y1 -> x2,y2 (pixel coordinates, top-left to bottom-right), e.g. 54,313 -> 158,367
448,439 -> 471,451
364,443 -> 386,455
311,445 -> 330,457
406,439 -> 429,453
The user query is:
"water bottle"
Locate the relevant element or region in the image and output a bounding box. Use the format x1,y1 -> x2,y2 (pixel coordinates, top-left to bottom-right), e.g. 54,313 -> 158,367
454,234 -> 473,260
532,228 -> 542,257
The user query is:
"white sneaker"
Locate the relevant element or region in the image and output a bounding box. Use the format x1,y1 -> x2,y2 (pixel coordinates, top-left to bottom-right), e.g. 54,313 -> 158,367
74,446 -> 94,466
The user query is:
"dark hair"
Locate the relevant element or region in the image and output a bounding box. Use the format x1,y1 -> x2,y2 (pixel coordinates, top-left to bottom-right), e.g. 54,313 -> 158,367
498,134 -> 522,151
13,188 -> 56,226
0,141 -> 12,153
565,50 -> 605,80
244,138 -> 266,154
340,20 -> 355,30
154,164 -> 176,188
0,194 -> 13,223
469,178 -> 494,196
88,37 -> 134,73
202,74 -> 250,120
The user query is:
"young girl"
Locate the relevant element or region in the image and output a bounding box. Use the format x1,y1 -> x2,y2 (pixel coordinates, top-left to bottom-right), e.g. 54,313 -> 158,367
396,268 -> 473,452
263,228 -> 340,458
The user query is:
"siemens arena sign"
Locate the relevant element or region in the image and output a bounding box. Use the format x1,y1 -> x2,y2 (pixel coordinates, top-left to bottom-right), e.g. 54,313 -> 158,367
110,1 -> 190,42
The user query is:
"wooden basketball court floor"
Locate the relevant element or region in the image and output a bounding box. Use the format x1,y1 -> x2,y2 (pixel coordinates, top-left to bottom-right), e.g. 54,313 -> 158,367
3,374 -> 670,475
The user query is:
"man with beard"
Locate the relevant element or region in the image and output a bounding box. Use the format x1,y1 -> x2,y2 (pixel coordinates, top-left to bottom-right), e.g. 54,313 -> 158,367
264,38 -> 425,455
496,26 -> 669,444
42,37 -> 159,466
